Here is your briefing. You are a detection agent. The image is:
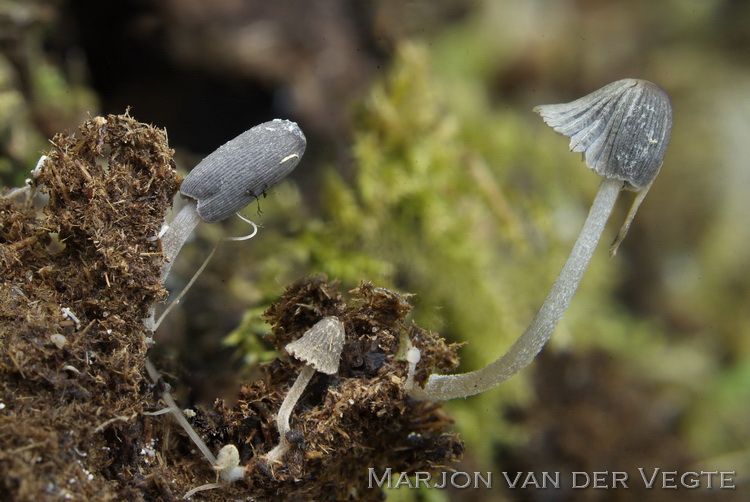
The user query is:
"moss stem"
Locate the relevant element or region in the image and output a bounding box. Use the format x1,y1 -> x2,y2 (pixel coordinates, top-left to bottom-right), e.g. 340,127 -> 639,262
409,178 -> 623,400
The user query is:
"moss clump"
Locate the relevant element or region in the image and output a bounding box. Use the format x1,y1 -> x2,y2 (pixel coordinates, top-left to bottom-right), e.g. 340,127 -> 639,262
0,113 -> 179,501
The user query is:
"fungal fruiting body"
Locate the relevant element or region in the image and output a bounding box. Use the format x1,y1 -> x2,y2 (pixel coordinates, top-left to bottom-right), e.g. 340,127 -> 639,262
159,119 -> 306,281
183,444 -> 245,499
535,79 -> 672,191
146,119 -> 306,331
404,346 -> 421,392
409,79 -> 672,401
143,119 -> 307,488
534,79 -> 673,256
214,444 -> 245,482
181,119 -> 307,223
265,317 -> 346,463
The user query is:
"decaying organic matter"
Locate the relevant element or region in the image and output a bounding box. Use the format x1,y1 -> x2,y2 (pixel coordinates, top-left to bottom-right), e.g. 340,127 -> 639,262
0,113 -> 180,500
199,279 -> 464,500
0,114 -> 464,500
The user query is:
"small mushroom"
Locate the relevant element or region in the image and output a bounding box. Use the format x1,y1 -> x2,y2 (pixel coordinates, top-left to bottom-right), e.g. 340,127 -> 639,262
214,444 -> 245,482
409,79 -> 672,401
183,444 -> 245,499
403,346 -> 421,392
147,119 -> 306,331
265,317 -> 346,463
160,119 -> 306,281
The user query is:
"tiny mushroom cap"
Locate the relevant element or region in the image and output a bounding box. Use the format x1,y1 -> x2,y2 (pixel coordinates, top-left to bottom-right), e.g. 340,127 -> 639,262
534,78 -> 673,191
214,444 -> 244,483
285,317 -> 346,375
180,119 -> 307,223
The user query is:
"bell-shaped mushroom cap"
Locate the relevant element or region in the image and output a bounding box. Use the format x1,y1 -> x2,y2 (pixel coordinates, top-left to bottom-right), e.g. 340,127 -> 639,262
534,79 -> 673,190
285,317 -> 346,375
180,119 -> 306,223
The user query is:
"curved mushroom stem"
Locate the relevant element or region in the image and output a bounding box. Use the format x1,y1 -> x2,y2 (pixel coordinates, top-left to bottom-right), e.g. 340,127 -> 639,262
409,178 -> 623,401
159,200 -> 203,282
265,364 -> 316,463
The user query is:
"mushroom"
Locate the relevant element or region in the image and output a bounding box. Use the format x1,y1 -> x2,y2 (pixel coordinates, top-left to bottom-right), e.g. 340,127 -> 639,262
403,346 -> 421,393
265,317 -> 346,463
211,444 -> 244,482
183,444 -> 245,499
143,121 -> 307,490
145,119 -> 306,331
409,79 -> 673,401
160,119 -> 306,282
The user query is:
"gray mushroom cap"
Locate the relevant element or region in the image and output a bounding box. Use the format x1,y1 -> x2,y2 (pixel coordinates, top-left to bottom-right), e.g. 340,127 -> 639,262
180,119 -> 306,223
285,317 -> 346,375
534,79 -> 673,190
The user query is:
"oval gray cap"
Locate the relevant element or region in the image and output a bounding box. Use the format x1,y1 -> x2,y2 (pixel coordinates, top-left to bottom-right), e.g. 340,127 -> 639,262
180,119 -> 306,222
534,79 -> 673,190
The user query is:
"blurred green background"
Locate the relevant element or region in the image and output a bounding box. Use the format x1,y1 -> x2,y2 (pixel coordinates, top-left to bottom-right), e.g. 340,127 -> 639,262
2,1 -> 748,500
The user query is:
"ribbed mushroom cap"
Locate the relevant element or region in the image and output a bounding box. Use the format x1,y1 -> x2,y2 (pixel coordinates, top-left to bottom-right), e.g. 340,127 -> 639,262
534,79 -> 673,190
180,119 -> 306,223
285,317 -> 346,375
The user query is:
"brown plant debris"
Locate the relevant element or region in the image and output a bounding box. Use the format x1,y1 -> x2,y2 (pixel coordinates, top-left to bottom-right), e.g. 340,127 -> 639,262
0,112 -> 180,501
199,278 -> 464,500
1,114 -> 463,501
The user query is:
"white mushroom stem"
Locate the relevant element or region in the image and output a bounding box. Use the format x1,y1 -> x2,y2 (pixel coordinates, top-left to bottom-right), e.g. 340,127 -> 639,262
159,200 -> 202,282
144,358 -> 217,465
143,201 -> 202,332
409,178 -> 623,401
265,364 -> 316,463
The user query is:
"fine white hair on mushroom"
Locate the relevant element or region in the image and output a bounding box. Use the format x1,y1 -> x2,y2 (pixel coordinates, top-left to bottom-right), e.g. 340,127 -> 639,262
534,78 -> 672,190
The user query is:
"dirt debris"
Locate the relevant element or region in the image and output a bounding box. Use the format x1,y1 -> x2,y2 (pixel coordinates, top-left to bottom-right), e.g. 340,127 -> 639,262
0,112 -> 179,501
1,115 -> 464,501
